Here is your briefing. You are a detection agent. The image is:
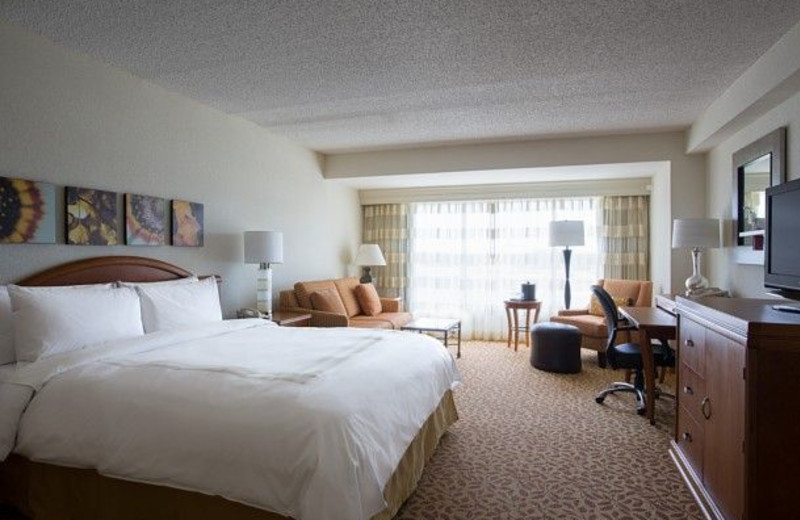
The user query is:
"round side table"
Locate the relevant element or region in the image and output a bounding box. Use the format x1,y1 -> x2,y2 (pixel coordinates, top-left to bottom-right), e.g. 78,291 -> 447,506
504,299 -> 542,351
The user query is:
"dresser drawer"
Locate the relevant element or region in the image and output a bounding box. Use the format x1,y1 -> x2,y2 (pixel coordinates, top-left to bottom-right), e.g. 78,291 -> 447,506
677,403 -> 704,477
678,363 -> 706,424
679,317 -> 706,376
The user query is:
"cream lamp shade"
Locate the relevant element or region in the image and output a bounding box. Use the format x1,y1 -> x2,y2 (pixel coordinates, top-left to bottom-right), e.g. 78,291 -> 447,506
354,244 -> 387,266
671,219 -> 721,249
549,221 -> 585,247
244,231 -> 284,265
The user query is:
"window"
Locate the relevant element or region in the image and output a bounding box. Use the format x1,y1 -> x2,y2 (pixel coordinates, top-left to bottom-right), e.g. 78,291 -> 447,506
407,197 -> 600,340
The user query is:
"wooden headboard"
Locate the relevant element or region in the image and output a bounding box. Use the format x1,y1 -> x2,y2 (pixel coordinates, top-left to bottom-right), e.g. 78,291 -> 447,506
18,256 -> 203,286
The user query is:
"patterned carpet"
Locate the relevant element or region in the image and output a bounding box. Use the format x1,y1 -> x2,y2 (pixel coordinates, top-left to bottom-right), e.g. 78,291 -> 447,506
394,341 -> 701,520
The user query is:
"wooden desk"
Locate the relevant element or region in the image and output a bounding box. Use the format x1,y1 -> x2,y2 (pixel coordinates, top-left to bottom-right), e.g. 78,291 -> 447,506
618,306 -> 677,425
504,300 -> 542,351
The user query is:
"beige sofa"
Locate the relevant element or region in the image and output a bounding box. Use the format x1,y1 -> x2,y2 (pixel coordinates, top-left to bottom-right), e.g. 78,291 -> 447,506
550,278 -> 652,366
279,277 -> 412,329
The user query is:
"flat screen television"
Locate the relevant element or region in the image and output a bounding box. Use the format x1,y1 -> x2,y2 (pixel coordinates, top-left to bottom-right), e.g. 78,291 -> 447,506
765,177 -> 800,303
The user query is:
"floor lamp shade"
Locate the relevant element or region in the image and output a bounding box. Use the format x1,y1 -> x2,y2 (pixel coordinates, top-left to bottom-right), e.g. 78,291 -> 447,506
244,231 -> 284,317
549,221 -> 585,310
354,244 -> 386,284
672,219 -> 720,296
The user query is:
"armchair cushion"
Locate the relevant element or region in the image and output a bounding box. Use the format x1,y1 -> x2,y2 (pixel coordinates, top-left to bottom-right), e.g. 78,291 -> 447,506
599,279 -> 652,308
588,295 -> 631,317
309,288 -> 347,316
354,283 -> 382,316
379,297 -> 402,313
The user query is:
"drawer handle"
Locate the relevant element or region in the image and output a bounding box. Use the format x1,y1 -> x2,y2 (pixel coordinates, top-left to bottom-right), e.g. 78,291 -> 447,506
701,397 -> 712,420
683,385 -> 694,395
682,432 -> 692,443
685,339 -> 695,347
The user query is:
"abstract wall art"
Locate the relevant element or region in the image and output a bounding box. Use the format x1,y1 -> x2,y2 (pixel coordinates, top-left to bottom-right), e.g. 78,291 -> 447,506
0,176 -> 56,244
66,186 -> 119,245
125,193 -> 166,246
171,199 -> 204,247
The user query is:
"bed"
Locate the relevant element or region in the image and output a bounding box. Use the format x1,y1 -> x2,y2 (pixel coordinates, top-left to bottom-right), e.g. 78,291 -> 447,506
0,256 -> 460,520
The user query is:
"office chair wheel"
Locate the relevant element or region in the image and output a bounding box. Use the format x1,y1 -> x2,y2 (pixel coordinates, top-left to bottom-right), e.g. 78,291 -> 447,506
595,396 -> 605,404
636,406 -> 646,415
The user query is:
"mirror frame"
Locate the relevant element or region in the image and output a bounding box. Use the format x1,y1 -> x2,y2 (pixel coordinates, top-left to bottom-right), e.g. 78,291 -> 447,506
732,127 -> 786,256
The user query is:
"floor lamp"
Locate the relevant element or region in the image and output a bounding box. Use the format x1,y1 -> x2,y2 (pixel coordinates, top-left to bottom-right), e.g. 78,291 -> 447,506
549,220 -> 585,309
244,231 -> 284,319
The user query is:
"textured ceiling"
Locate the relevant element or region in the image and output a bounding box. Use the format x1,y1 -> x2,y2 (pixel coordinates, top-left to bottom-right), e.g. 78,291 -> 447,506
2,1 -> 800,153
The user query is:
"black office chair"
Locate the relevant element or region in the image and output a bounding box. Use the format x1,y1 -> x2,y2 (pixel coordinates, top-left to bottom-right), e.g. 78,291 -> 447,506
591,285 -> 675,415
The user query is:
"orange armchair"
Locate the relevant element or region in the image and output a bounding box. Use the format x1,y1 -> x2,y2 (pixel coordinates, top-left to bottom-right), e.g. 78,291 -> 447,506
550,278 -> 653,367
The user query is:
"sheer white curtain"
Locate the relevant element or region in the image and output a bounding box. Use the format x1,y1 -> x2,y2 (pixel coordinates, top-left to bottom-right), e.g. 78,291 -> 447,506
407,197 -> 601,340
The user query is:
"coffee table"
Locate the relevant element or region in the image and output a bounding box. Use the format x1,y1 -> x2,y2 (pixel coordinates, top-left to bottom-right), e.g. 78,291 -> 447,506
401,318 -> 462,358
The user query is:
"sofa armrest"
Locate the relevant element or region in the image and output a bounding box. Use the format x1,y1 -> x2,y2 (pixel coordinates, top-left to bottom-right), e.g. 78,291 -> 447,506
557,308 -> 590,317
281,306 -> 349,327
380,297 -> 403,313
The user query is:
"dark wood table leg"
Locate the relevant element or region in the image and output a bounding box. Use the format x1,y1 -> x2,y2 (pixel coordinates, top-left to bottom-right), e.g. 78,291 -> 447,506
524,308 -> 531,348
640,326 -> 657,425
513,309 -> 520,351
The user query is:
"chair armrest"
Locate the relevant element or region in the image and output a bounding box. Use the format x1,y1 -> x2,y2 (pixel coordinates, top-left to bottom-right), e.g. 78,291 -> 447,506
380,297 -> 403,312
557,308 -> 590,317
281,306 -> 349,327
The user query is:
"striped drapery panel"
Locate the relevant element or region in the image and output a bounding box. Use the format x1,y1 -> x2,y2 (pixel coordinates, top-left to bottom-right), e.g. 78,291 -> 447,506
362,204 -> 409,300
600,195 -> 649,280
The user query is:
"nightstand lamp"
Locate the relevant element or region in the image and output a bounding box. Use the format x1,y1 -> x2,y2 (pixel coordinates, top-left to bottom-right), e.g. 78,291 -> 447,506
244,231 -> 283,320
672,219 -> 721,296
354,244 -> 386,284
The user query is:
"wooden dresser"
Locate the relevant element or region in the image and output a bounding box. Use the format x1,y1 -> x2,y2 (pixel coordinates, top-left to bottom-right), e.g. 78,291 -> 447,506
672,297 -> 800,520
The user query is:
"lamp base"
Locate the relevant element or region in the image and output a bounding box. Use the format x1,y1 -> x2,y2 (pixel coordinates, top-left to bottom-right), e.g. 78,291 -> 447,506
684,247 -> 710,297
360,267 -> 373,284
257,263 -> 273,320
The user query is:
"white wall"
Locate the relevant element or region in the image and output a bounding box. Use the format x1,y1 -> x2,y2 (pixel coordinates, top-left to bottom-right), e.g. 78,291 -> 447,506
705,89 -> 800,297
0,20 -> 362,316
326,131 -> 708,296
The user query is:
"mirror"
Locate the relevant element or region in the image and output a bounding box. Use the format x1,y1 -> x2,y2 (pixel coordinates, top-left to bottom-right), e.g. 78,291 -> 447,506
733,127 -> 786,250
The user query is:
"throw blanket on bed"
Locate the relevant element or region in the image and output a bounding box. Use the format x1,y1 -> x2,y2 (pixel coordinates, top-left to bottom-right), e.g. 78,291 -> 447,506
0,320 -> 461,520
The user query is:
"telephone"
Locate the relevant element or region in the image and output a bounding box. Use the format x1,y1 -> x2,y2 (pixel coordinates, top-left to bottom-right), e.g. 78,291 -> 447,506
237,308 -> 267,319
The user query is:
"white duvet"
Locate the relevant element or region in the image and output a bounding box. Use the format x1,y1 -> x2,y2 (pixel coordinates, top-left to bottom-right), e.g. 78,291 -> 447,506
0,320 -> 460,520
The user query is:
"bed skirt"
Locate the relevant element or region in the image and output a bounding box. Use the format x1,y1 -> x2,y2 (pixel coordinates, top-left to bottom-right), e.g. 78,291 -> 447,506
0,390 -> 457,520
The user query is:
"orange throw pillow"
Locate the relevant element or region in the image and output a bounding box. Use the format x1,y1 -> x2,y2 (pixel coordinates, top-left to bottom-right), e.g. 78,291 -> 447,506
309,288 -> 347,315
589,295 -> 632,316
354,284 -> 382,316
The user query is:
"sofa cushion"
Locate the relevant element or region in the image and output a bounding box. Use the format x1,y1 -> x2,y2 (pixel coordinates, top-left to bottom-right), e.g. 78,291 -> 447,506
349,316 -> 394,329
309,288 -> 347,315
294,280 -> 337,309
354,284 -> 382,316
350,312 -> 412,330
333,277 -> 362,317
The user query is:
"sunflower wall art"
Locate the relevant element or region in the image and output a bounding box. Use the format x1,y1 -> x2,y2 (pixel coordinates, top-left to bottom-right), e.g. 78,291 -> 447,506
171,200 -> 204,247
125,193 -> 166,246
66,186 -> 119,245
0,176 -> 56,244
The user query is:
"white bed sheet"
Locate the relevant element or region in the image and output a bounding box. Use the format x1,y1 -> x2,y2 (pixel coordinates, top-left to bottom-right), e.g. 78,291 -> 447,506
0,319 -> 460,520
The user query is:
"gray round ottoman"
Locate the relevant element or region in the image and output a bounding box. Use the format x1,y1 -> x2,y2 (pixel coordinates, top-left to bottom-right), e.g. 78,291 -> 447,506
530,322 -> 582,373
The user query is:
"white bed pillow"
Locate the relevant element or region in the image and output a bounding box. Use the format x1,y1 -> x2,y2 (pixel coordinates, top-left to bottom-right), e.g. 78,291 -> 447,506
136,276 -> 222,333
0,287 -> 13,365
9,285 -> 144,362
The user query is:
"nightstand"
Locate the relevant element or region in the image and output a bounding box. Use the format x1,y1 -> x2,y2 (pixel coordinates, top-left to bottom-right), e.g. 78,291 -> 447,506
270,311 -> 312,327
